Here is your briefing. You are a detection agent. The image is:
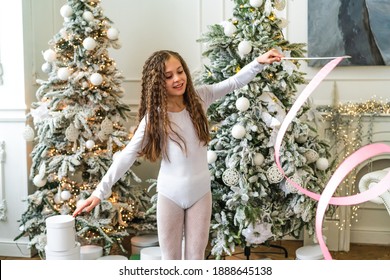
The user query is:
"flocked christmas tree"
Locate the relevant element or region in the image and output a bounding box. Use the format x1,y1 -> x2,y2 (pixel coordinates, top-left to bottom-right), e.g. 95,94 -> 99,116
197,0 -> 335,258
16,0 -> 156,257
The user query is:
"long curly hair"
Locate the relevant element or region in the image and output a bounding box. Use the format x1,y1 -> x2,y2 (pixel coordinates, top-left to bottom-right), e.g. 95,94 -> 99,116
137,50 -> 210,162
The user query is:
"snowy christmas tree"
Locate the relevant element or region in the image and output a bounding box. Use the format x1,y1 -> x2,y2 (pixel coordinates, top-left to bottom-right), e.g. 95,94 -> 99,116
197,0 -> 334,258
16,0 -> 156,257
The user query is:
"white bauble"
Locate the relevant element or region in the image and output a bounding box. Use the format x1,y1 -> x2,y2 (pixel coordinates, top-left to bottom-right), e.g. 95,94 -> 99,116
275,0 -> 287,11
33,175 -> 47,188
316,158 -> 329,171
100,117 -> 114,134
54,193 -> 62,204
238,41 -> 252,55
57,67 -> 71,80
207,150 -> 217,164
23,125 -> 35,141
253,153 -> 265,166
278,17 -> 289,29
82,81 -> 89,88
41,62 -> 52,73
59,28 -> 68,40
224,22 -> 237,37
83,37 -> 97,50
250,0 -> 263,8
107,27 -> 119,40
90,73 -> 103,85
295,134 -> 308,144
82,11 -> 94,22
232,124 -> 246,139
60,5 -> 73,18
235,97 -> 250,112
65,124 -> 79,142
43,49 -> 57,62
304,149 -> 319,164
85,139 -> 95,150
60,190 -> 72,201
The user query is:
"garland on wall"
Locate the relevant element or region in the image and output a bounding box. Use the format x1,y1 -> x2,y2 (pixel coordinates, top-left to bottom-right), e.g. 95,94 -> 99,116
318,97 -> 390,228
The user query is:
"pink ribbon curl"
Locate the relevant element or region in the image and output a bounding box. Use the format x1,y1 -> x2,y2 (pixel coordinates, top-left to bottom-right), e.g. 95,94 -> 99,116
274,57 -> 390,260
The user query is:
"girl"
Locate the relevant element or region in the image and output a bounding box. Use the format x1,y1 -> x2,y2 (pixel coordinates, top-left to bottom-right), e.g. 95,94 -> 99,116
73,49 -> 283,259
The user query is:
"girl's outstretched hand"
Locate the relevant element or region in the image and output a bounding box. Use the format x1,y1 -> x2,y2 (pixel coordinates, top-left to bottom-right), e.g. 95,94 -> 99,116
73,195 -> 101,217
257,49 -> 284,64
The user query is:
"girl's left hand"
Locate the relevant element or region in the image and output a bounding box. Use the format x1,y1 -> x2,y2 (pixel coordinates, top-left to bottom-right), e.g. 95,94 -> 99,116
257,49 -> 284,64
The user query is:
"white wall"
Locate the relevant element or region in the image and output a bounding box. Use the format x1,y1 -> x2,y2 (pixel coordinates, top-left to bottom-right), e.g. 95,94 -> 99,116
0,0 -> 389,257
0,0 -> 33,257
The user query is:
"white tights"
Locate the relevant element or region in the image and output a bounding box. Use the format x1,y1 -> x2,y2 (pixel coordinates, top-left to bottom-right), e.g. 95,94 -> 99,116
157,191 -> 212,260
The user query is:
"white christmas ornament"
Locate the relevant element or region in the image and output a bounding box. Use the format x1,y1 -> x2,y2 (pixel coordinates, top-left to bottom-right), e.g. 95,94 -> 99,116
83,37 -> 97,50
41,62 -> 52,73
65,124 -> 79,142
266,164 -> 284,183
235,97 -> 250,112
238,41 -> 252,56
278,17 -> 289,29
43,49 -> 57,62
54,192 -> 62,204
57,67 -> 71,80
222,168 -> 240,187
101,117 -> 114,135
90,73 -> 103,86
107,27 -> 119,40
316,158 -> 329,170
82,11 -> 94,22
59,28 -> 68,40
33,175 -> 47,188
253,153 -> 265,166
23,125 -> 35,141
60,5 -> 73,18
275,0 -> 287,11
85,140 -> 95,150
304,149 -> 319,164
232,124 -> 246,139
250,0 -> 263,8
60,190 -> 72,201
295,134 -> 308,144
284,174 -> 303,194
207,150 -> 217,164
223,22 -> 237,37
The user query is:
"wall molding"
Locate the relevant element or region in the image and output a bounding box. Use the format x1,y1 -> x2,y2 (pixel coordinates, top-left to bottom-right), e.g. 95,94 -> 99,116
0,141 -> 6,221
0,108 -> 26,123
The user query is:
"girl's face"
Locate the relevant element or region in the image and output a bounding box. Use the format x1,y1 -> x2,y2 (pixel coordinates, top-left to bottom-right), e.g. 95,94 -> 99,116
164,56 -> 187,98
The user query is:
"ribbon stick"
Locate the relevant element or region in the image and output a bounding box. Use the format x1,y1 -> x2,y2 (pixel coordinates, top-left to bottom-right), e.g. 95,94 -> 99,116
281,55 -> 351,60
274,57 -> 390,260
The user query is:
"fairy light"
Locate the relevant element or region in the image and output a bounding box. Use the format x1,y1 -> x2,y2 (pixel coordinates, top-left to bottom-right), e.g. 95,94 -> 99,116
321,98 -> 390,231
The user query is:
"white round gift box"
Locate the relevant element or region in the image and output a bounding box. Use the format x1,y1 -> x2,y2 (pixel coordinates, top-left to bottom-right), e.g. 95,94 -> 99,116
131,234 -> 159,255
45,242 -> 80,260
80,245 -> 103,260
140,246 -> 161,260
45,215 -> 76,252
97,255 -> 128,260
295,245 -> 324,260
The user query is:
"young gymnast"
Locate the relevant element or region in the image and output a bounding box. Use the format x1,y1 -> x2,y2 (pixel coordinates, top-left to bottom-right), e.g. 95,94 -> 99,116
73,48 -> 283,259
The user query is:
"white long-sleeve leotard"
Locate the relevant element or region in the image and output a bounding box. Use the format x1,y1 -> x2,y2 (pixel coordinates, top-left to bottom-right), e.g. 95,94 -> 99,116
92,59 -> 264,209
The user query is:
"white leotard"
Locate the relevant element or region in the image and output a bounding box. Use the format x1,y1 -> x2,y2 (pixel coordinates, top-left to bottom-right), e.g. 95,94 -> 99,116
92,59 -> 264,209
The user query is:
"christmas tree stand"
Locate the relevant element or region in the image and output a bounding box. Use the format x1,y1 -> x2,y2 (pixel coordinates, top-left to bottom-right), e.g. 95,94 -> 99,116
243,244 -> 288,260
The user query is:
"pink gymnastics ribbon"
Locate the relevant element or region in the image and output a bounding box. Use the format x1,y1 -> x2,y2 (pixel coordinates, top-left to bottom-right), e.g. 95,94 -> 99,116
274,56 -> 390,260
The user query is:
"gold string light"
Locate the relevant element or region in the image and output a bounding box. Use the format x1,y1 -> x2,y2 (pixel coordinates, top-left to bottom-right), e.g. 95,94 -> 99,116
322,98 -> 390,231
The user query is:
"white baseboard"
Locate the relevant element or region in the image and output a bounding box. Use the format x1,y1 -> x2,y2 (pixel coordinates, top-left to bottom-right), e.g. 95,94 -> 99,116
350,229 -> 390,245
0,239 -> 35,258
